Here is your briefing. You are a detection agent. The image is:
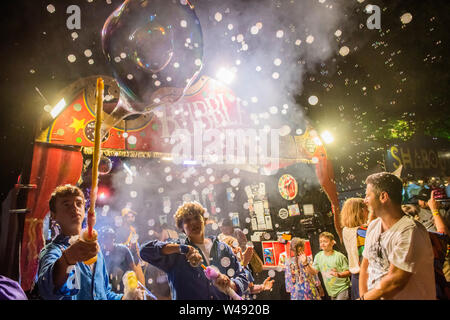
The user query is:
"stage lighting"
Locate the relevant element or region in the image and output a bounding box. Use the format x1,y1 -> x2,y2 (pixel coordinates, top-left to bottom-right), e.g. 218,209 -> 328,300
321,131 -> 334,144
216,67 -> 235,85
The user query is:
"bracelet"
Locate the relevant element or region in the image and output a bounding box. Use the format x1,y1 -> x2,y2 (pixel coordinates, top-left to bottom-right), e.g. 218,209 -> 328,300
62,250 -> 75,266
179,244 -> 190,254
432,211 -> 440,216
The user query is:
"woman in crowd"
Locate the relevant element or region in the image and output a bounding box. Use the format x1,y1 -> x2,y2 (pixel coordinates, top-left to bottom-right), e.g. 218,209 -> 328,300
338,198 -> 374,300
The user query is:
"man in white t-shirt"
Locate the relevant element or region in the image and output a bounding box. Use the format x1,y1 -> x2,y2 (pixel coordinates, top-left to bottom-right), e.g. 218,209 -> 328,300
359,172 -> 436,300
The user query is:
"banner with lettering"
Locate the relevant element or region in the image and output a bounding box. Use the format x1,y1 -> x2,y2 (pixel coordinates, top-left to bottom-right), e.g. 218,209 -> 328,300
385,139 -> 450,178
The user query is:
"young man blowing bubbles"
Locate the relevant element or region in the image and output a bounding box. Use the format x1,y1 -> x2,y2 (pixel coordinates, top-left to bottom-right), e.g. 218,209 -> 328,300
140,202 -> 248,300
37,185 -> 144,300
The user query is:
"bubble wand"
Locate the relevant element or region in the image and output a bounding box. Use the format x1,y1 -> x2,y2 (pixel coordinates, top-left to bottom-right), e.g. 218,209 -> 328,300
201,264 -> 243,300
82,78 -> 104,264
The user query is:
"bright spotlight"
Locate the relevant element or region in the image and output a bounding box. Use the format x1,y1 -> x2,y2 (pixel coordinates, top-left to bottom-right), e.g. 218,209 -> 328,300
321,131 -> 334,144
216,68 -> 235,85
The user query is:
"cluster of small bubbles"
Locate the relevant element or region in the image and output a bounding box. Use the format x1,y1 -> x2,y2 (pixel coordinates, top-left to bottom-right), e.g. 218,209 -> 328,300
306,35 -> 314,43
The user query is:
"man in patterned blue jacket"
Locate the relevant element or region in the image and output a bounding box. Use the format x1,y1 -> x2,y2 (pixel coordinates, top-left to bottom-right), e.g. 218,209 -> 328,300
140,201 -> 248,300
37,185 -> 142,300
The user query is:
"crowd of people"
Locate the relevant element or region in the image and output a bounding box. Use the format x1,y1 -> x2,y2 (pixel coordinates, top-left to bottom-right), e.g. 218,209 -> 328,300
0,172 -> 449,300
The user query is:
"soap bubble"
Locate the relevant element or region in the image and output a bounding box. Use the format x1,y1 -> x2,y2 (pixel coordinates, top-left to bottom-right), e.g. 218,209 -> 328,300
268,270 -> 275,278
99,156 -> 113,175
339,46 -> 350,57
102,0 -> 203,115
221,257 -> 231,268
400,13 -> 413,24
308,95 -> 319,105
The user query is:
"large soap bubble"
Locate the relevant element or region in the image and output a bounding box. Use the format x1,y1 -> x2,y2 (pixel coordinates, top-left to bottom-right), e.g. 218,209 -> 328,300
101,0 -> 203,128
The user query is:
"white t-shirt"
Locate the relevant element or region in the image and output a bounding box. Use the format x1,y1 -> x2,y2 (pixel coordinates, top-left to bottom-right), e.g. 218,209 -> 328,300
342,227 -> 360,274
362,215 -> 436,300
196,240 -> 213,266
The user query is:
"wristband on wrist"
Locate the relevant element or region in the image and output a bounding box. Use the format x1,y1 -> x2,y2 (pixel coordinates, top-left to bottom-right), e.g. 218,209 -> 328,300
179,244 -> 190,254
432,210 -> 440,216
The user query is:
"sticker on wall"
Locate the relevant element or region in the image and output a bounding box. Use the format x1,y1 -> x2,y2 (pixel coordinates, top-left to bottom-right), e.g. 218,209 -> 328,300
278,208 -> 289,220
303,204 -> 315,216
288,203 -> 300,216
230,212 -> 240,227
278,174 -> 298,200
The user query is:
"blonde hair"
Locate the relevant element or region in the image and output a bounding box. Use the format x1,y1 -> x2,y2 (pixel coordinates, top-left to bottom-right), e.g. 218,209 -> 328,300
319,232 -> 335,241
173,201 -> 206,230
340,198 -> 367,228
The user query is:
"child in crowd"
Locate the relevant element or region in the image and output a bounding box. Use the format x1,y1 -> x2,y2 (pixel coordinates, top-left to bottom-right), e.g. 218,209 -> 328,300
305,232 -> 351,300
285,237 -> 323,300
222,235 -> 274,299
140,202 -> 248,300
37,185 -> 144,300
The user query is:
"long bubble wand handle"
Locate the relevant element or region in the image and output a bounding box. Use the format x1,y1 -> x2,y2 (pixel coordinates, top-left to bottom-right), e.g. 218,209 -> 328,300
87,78 -> 104,238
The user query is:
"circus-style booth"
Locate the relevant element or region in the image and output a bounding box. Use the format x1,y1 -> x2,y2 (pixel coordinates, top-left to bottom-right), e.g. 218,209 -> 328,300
4,75 -> 339,293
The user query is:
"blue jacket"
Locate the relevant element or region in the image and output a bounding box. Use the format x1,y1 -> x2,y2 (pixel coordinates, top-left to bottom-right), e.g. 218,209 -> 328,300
140,237 -> 248,300
37,234 -> 122,300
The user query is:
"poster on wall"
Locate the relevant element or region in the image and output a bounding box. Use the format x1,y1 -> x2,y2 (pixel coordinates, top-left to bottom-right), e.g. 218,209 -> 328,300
245,183 -> 274,231
262,240 -> 312,267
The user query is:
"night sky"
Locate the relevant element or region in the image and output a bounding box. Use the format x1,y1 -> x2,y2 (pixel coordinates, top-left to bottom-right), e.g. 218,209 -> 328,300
0,0 -> 449,203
